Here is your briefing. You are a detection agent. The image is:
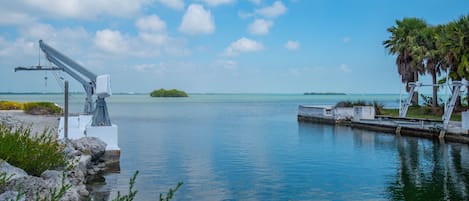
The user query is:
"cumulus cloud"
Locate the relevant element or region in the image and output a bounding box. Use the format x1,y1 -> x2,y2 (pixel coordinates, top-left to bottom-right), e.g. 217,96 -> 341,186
201,0 -> 236,6
224,37 -> 263,56
155,0 -> 185,10
18,0 -> 144,19
340,64 -> 351,73
136,15 -> 166,32
94,29 -> 128,54
255,1 -> 287,18
285,40 -> 299,50
179,4 -> 215,35
248,19 -> 273,35
0,9 -> 36,25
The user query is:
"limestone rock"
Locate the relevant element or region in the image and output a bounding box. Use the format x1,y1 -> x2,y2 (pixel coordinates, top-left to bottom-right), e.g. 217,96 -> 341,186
0,160 -> 28,180
72,137 -> 107,160
0,191 -> 25,201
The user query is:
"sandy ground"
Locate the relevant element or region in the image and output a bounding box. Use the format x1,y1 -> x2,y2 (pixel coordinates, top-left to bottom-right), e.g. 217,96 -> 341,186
0,110 -> 60,136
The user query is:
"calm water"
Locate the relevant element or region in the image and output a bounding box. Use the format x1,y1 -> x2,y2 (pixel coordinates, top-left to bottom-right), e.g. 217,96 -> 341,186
3,94 -> 469,200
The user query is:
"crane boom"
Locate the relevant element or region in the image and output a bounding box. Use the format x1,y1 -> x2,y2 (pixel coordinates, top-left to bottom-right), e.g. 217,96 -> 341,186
35,40 -> 111,126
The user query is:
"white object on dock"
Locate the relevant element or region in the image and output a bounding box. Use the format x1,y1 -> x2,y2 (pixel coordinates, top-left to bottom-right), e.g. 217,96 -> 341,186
353,106 -> 375,121
462,111 -> 469,131
58,115 -> 120,151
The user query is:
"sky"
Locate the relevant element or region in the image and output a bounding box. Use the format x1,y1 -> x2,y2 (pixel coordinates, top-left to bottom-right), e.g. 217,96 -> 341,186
0,0 -> 468,94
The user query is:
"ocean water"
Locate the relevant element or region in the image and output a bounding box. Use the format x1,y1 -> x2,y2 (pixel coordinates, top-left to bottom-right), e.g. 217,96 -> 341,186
3,94 -> 469,200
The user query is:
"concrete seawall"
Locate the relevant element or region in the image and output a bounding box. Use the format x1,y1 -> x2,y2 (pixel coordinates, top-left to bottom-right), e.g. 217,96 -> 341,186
298,114 -> 469,144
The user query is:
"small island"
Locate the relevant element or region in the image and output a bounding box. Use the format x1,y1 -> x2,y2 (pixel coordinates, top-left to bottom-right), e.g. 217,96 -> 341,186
304,92 -> 346,95
150,88 -> 189,97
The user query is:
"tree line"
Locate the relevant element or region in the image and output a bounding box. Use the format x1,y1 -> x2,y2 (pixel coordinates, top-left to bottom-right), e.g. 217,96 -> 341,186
383,14 -> 469,112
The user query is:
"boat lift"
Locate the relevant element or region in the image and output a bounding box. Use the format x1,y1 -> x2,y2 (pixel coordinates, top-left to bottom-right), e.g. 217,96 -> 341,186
15,40 -> 118,150
400,80 -> 468,131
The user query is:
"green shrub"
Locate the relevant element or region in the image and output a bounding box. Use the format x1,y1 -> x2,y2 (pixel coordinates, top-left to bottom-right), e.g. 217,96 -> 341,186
0,124 -> 69,176
150,89 -> 188,97
335,100 -> 372,107
0,101 -> 23,110
22,102 -> 62,115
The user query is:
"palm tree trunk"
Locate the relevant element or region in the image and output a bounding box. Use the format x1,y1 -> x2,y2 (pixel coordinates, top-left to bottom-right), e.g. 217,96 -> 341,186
411,72 -> 419,106
432,70 -> 438,111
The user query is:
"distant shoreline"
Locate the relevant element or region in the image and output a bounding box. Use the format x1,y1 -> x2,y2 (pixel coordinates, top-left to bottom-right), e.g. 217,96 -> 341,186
304,92 -> 346,95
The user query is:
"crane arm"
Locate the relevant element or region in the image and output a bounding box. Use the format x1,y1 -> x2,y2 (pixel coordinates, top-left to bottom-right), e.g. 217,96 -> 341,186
39,40 -> 97,82
36,40 -> 112,126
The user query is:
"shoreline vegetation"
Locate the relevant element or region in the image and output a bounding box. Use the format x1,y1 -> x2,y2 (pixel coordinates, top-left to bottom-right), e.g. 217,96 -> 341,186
0,100 -> 62,115
304,92 -> 346,95
336,100 -> 462,121
150,89 -> 188,98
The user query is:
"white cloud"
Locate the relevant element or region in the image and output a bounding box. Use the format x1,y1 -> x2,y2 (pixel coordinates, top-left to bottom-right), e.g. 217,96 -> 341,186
20,0 -> 144,19
136,15 -> 166,32
248,19 -> 273,35
340,64 -> 351,73
179,4 -> 215,35
94,29 -> 127,54
136,15 -> 169,45
224,37 -> 263,56
0,37 -> 36,57
285,40 -> 299,50
201,0 -> 236,6
0,9 -> 36,25
255,1 -> 287,18
155,0 -> 185,10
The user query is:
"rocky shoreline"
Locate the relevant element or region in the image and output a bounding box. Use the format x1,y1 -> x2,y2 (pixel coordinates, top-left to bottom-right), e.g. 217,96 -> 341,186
0,111 -> 115,201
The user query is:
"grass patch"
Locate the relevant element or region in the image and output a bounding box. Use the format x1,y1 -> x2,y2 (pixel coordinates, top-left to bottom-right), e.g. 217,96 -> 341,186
22,102 -> 62,115
0,124 -> 69,176
0,100 -> 63,115
381,106 -> 461,121
0,101 -> 22,110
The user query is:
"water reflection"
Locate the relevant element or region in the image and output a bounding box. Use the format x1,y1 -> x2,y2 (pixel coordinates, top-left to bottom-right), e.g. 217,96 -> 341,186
387,138 -> 469,201
298,122 -> 469,201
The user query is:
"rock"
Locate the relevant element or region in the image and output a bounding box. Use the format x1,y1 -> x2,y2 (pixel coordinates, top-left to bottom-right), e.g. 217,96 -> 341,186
72,137 -> 106,160
6,176 -> 51,200
0,160 -> 28,180
78,155 -> 92,173
62,140 -> 82,159
40,170 -> 84,201
0,191 -> 25,201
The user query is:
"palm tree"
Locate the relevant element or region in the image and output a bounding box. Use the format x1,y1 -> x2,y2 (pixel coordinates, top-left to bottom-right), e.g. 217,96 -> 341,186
413,26 -> 444,111
438,15 -> 469,109
384,18 -> 427,106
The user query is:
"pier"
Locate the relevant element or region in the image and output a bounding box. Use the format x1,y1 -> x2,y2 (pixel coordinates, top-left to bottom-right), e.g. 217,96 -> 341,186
298,105 -> 469,144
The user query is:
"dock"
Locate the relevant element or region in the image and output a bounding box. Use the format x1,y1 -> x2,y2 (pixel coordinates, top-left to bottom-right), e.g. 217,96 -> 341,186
298,105 -> 469,144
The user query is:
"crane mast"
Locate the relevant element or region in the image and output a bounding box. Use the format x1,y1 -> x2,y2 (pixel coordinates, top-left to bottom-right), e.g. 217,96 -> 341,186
15,40 -> 112,126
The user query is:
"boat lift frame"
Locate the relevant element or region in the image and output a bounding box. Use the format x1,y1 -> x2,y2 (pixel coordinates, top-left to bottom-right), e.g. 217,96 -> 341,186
400,80 -> 468,131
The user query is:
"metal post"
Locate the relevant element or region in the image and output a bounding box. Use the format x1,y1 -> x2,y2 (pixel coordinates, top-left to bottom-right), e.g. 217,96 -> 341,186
64,80 -> 69,140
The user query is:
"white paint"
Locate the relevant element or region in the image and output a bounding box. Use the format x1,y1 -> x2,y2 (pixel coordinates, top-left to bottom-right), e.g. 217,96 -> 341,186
334,107 -> 354,120
353,106 -> 375,121
462,111 -> 469,130
298,105 -> 334,118
59,115 -> 119,151
96,74 -> 112,97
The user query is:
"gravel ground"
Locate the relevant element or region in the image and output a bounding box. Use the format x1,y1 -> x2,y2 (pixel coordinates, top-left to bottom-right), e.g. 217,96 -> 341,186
0,110 -> 60,136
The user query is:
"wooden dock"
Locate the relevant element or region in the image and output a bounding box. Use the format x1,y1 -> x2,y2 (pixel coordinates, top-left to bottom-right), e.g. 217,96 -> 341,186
298,105 -> 469,144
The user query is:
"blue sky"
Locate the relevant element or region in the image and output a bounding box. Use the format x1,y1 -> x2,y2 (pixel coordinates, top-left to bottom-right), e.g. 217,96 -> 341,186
0,0 -> 468,94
